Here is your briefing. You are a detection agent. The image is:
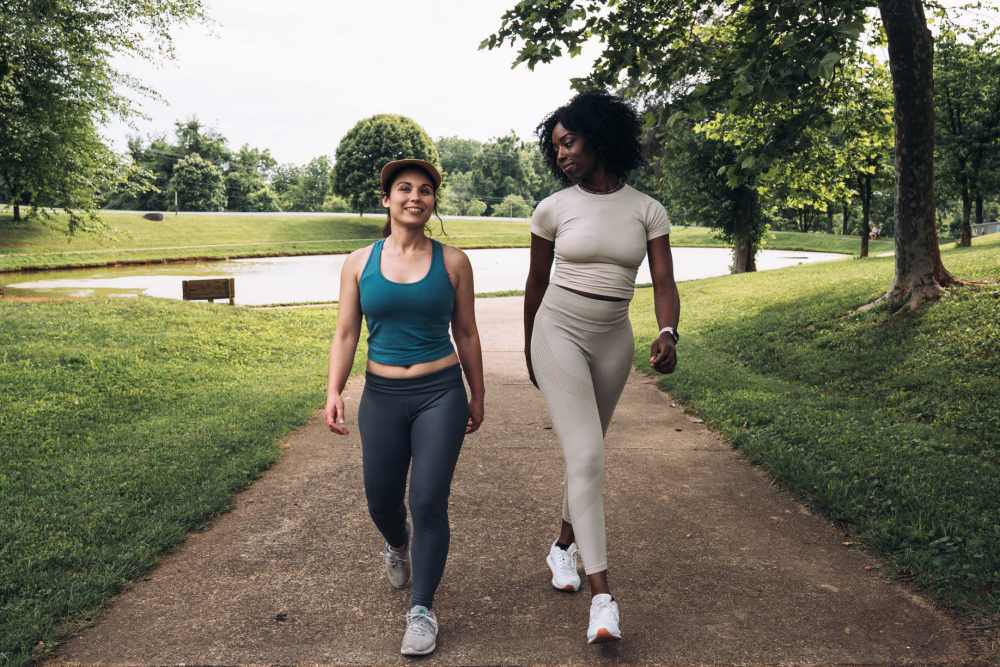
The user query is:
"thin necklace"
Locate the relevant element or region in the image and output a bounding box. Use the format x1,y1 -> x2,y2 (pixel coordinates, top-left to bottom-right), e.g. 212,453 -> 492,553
579,180 -> 624,195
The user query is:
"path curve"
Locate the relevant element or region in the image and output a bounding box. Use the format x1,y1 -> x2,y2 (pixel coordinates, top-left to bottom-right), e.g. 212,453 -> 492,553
49,297 -> 973,666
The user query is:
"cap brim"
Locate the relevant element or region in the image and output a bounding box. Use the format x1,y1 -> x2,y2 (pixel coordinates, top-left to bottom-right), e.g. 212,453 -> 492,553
380,159 -> 442,192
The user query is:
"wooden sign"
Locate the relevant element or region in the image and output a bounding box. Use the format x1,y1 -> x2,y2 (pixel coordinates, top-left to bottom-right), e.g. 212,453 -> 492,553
182,278 -> 235,305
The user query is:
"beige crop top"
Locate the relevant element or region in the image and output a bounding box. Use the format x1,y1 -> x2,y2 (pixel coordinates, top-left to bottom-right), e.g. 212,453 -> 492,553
530,184 -> 671,299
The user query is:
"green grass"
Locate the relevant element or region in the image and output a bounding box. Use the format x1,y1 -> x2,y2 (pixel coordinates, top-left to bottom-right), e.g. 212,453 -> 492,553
629,234 -> 1000,617
0,210 -> 894,271
0,299 -> 358,664
3,233 -> 993,662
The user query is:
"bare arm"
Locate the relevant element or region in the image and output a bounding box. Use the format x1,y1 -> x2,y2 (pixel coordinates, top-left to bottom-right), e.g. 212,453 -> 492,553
524,233 -> 555,388
448,248 -> 485,433
324,251 -> 365,434
647,235 -> 681,374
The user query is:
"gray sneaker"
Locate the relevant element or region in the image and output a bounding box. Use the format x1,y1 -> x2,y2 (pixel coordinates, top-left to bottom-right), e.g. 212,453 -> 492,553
382,541 -> 410,589
400,605 -> 438,656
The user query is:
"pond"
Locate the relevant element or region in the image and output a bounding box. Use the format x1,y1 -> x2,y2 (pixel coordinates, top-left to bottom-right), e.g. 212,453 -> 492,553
1,247 -> 844,305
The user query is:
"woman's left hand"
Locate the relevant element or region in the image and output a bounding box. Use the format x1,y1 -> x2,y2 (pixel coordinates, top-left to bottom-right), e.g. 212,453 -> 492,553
466,396 -> 484,434
649,334 -> 678,374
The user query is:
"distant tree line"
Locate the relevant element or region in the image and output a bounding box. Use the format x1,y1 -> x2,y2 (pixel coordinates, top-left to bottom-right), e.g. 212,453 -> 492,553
105,115 -> 562,217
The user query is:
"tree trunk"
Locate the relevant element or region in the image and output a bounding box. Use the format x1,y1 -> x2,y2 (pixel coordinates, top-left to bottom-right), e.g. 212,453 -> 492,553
731,186 -> 759,273
861,173 -> 873,257
879,0 -> 954,311
959,181 -> 972,247
732,235 -> 756,272
826,204 -> 834,233
975,191 -> 984,225
12,202 -> 20,221
842,201 -> 851,235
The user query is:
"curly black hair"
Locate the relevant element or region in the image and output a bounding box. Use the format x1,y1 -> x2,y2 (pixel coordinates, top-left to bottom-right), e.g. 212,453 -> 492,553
536,91 -> 644,185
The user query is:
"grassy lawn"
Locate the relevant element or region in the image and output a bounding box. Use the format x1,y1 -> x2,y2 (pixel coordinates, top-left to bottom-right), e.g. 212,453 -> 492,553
2,234 -> 994,662
630,234 -> 1000,618
0,210 -> 894,271
0,299 -> 357,664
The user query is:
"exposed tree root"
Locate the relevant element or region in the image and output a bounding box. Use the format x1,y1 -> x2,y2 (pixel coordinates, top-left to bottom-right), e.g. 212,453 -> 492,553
855,274 -> 988,315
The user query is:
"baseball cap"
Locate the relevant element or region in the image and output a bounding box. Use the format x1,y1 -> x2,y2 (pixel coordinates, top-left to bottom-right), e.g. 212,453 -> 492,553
380,159 -> 442,193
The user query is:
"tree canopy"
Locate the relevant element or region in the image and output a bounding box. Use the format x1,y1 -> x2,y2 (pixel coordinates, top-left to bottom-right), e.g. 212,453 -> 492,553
0,0 -> 205,227
333,114 -> 439,214
485,0 -> 959,310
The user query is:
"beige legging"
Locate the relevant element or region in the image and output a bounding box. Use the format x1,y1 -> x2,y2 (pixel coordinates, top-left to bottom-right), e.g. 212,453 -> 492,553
530,285 -> 634,574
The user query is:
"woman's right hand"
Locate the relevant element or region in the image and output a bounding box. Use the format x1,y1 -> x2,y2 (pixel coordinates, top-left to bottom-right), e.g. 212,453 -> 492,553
324,393 -> 349,435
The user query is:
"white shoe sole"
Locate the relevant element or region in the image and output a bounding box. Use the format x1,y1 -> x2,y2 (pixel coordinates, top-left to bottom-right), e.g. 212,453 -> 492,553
401,642 -> 436,656
546,553 -> 581,592
588,627 -> 622,644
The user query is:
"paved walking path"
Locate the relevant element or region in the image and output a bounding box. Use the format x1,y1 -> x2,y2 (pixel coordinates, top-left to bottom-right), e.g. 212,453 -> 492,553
51,297 -> 974,666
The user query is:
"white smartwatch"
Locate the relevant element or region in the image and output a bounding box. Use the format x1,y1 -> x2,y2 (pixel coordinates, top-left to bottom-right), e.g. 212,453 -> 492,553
659,326 -> 679,343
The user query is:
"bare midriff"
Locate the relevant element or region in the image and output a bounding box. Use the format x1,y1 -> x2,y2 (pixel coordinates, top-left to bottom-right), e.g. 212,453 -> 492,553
367,351 -> 460,379
557,285 -> 628,302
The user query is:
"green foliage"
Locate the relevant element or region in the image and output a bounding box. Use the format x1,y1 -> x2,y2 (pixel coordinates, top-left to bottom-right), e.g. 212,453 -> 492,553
471,132 -> 541,213
465,198 -> 488,217
321,194 -> 352,212
436,136 -> 483,174
333,115 -> 439,214
484,1 -> 950,275
439,170 -> 479,215
492,193 -> 532,218
167,154 -> 225,212
0,298 -> 346,663
173,118 -> 231,167
283,156 -> 334,212
630,235 -> 1000,615
0,0 -> 205,225
934,10 -> 1000,237
225,145 -> 278,212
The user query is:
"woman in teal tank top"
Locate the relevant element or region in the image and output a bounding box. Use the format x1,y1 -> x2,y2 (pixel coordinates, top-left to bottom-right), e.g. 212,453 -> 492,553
322,159 -> 484,657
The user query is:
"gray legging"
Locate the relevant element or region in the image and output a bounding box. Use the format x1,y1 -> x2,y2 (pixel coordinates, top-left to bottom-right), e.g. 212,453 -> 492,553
530,285 -> 633,574
357,364 -> 468,609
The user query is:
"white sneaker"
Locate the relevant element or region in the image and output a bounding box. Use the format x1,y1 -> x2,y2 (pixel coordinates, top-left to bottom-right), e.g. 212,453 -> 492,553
546,541 -> 582,592
587,593 -> 622,644
381,541 -> 409,589
400,605 -> 438,656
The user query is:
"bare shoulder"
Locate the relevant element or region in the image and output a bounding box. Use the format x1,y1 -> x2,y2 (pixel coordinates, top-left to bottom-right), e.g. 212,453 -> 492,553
341,243 -> 376,281
346,243 -> 375,268
441,243 -> 472,271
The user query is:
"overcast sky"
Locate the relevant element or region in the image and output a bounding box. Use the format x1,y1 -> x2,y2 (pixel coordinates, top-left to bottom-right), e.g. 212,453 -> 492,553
104,0 -> 600,165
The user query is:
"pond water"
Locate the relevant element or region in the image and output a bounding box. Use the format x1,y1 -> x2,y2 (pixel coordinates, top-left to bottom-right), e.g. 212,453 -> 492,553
2,247 -> 843,305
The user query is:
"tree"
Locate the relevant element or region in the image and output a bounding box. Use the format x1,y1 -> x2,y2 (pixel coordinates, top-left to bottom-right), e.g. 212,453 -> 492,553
110,118 -> 231,211
438,170 -> 478,215
934,13 -> 1000,247
333,114 -> 439,214
466,198 -> 488,217
225,145 -> 278,212
486,0 -> 957,310
0,0 -> 204,226
824,53 -> 896,255
168,154 -> 225,211
293,155 -> 333,211
493,193 -> 533,218
271,163 -> 302,207
437,136 -> 483,175
471,132 -> 536,213
174,118 -> 230,168
879,0 -> 955,309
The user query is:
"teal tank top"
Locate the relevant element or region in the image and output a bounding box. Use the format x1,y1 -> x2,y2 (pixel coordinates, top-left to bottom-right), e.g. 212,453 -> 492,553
359,239 -> 456,366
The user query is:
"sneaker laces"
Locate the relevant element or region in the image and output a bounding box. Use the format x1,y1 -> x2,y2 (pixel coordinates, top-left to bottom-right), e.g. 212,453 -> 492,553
551,546 -> 576,571
383,544 -> 406,567
405,609 -> 437,636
